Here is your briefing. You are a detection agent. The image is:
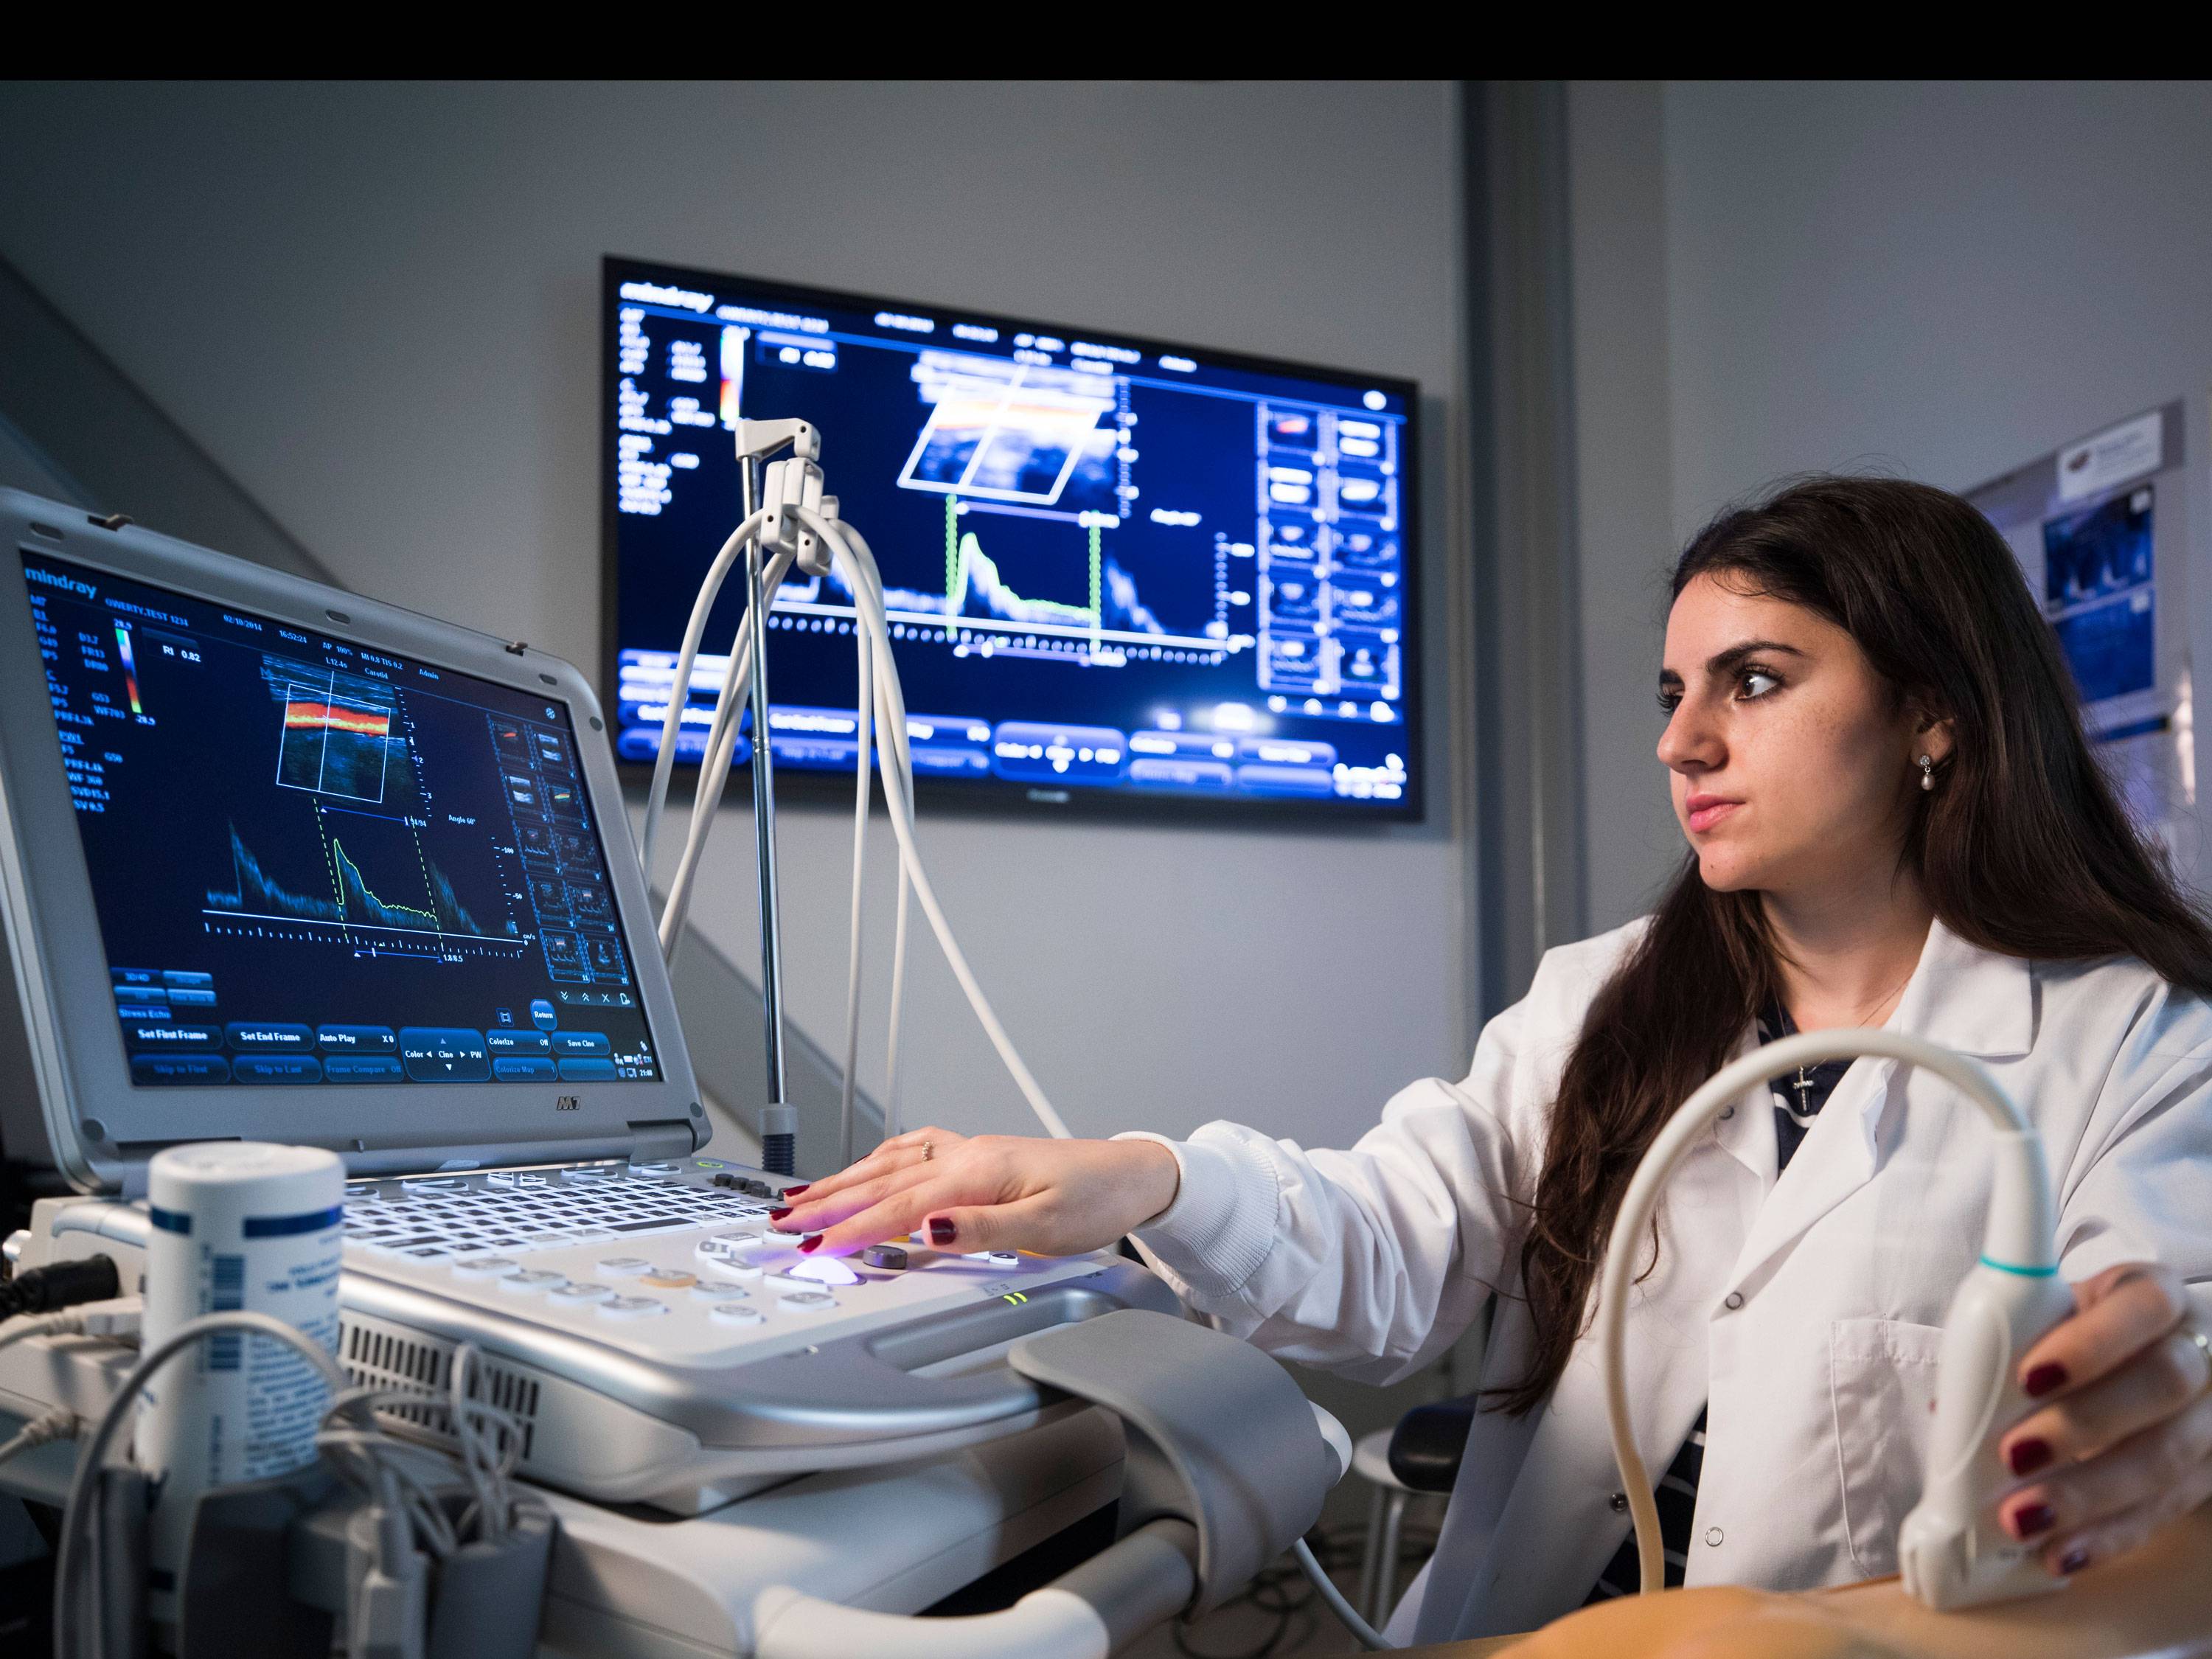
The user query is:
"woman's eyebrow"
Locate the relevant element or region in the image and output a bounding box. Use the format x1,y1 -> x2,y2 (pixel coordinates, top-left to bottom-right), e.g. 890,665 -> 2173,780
1659,640 -> 1807,686
1703,639 -> 1807,675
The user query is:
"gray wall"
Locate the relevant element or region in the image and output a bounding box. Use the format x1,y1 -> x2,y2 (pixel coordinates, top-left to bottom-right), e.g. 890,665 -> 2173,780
1568,79 -> 2212,928
0,81 -> 1471,1148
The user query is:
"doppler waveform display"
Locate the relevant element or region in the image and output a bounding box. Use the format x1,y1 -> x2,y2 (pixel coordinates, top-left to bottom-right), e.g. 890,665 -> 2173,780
208,824 -> 495,939
818,498 -> 1178,639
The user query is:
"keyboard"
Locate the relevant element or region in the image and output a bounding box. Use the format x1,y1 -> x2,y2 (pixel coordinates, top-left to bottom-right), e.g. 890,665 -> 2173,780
342,1160 -> 784,1263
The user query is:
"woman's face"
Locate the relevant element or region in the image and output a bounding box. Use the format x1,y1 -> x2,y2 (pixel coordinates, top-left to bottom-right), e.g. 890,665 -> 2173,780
1658,573 -> 1940,897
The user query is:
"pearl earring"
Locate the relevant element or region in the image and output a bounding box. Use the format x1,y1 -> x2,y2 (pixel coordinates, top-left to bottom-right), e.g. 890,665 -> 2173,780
1918,755 -> 1935,793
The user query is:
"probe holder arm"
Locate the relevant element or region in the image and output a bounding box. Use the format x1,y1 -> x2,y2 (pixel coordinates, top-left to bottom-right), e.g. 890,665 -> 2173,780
1009,1307 -> 1338,1617
748,1310 -> 1341,1659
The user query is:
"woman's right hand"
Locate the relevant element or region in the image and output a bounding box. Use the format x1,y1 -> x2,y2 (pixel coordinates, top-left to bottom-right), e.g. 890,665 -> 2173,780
771,1127 -> 1182,1259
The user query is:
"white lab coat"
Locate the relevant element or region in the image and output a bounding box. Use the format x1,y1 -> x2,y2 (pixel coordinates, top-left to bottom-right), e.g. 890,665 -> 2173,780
1124,917 -> 2212,1643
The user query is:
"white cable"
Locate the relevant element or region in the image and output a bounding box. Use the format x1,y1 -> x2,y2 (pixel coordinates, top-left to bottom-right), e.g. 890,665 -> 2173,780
638,507 -> 774,890
1596,1028 -> 2028,1594
883,860 -> 911,1141
0,1310 -> 81,1355
798,506 -> 1073,1141
0,1405 -> 79,1467
830,524 -> 912,1146
839,616 -> 872,1167
658,543 -> 801,956
450,1345 -> 504,1541
55,1308 -> 351,1659
1293,1537 -> 1395,1649
647,477 -> 1074,1150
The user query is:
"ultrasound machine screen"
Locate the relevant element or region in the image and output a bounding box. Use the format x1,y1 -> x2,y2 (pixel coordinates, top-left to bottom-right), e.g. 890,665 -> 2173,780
605,257 -> 1421,816
21,551 -> 661,1090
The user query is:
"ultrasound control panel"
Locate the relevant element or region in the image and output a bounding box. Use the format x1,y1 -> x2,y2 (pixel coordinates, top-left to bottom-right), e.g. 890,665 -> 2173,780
342,1156 -> 1135,1369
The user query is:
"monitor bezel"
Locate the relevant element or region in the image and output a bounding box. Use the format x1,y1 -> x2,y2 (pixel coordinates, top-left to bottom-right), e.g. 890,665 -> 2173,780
0,489 -> 703,1194
599,254 -> 1427,826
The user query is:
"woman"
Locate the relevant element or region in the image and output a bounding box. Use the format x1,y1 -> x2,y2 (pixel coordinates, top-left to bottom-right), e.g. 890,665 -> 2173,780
776,477 -> 2212,1643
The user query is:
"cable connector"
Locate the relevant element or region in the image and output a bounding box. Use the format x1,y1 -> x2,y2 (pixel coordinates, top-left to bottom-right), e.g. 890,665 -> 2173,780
347,1546 -> 429,1659
74,1297 -> 144,1339
765,456 -> 830,573
0,1297 -> 140,1360
0,1405 -> 82,1468
0,1252 -> 121,1318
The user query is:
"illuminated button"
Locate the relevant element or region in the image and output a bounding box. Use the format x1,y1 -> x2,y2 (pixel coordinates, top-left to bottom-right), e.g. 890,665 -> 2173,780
787,1256 -> 860,1287
641,1270 -> 696,1290
451,1256 -> 520,1281
861,1245 -> 908,1270
596,1256 -> 653,1277
498,1270 -> 567,1295
777,1289 -> 837,1313
710,1302 -> 766,1327
598,1295 -> 668,1320
549,1281 -> 613,1304
691,1281 -> 751,1303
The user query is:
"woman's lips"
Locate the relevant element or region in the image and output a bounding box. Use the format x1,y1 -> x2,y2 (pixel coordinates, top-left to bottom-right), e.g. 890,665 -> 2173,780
1686,796 -> 1741,833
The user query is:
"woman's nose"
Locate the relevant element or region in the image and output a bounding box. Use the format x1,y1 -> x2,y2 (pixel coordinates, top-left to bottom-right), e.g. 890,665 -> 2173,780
1658,704 -> 1721,772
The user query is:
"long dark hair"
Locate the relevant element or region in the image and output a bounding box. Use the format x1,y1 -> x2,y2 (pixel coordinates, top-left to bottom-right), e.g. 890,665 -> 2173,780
1492,474 -> 2212,1416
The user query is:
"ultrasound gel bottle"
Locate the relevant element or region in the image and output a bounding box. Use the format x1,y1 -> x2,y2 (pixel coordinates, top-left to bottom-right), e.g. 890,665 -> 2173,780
139,1141 -> 344,1615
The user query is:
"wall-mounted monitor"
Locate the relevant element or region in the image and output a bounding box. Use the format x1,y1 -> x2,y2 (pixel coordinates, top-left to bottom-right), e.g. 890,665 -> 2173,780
602,256 -> 1421,818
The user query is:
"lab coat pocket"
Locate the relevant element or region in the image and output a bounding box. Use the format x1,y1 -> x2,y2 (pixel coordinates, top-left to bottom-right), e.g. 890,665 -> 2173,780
1829,1317 -> 1944,1579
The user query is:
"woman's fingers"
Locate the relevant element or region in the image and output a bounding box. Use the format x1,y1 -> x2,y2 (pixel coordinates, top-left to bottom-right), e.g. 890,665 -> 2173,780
807,1174 -> 977,1256
773,1127 -> 966,1208
776,1165 -> 933,1233
791,1136 -> 1180,1262
2015,1263 -> 2188,1399
2003,1321 -> 2212,1470
913,1193 -> 1067,1256
2001,1394 -> 2212,1571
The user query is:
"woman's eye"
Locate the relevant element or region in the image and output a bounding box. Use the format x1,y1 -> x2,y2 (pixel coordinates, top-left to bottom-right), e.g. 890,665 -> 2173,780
1738,669 -> 1781,700
1656,691 -> 1681,716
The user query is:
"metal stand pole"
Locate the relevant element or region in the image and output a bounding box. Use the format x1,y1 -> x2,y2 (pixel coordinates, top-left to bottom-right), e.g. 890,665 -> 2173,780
742,456 -> 796,1174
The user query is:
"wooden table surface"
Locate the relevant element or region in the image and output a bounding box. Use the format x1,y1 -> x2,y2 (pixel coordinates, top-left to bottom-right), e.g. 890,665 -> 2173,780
1397,1506 -> 2212,1659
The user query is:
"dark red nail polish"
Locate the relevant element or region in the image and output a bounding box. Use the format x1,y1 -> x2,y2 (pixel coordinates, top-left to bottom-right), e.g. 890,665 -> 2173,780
2012,1503 -> 2056,1540
928,1217 -> 956,1246
2008,1438 -> 2053,1477
2024,1362 -> 2068,1397
770,1207 -> 793,1221
2058,1547 -> 2090,1575
782,1183 -> 810,1197
798,1234 -> 821,1253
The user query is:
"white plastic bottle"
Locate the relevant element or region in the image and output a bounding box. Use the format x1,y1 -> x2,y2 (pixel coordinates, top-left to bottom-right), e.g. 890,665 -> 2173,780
138,1141 -> 345,1613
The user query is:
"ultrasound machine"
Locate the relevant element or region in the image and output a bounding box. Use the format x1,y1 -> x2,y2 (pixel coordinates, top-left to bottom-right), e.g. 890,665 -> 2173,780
0,489 -> 1349,1658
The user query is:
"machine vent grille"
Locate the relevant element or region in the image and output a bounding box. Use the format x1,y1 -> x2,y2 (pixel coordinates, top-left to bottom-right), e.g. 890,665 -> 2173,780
339,1315 -> 541,1458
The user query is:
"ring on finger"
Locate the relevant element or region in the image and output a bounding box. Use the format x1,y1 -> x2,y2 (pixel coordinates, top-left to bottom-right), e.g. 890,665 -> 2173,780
919,1140 -> 933,1164
2186,1324 -> 2212,1397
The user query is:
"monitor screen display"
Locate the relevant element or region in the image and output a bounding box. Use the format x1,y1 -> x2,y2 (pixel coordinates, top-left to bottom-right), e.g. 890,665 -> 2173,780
603,257 -> 1420,816
20,550 -> 661,1089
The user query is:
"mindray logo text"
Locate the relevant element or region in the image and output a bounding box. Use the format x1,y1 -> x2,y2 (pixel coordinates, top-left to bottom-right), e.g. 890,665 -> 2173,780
26,567 -> 96,601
